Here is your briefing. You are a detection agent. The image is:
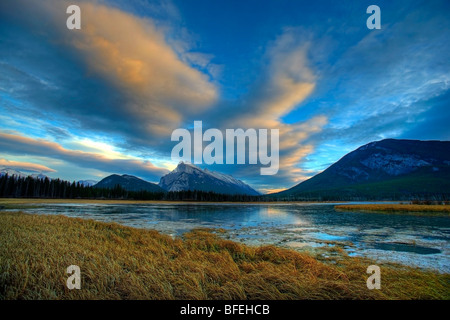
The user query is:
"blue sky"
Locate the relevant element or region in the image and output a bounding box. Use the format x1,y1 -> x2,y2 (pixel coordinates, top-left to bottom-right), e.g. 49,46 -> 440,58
0,0 -> 449,193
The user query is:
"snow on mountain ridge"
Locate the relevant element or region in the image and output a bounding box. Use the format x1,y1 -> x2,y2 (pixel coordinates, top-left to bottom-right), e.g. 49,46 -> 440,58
159,162 -> 260,195
0,168 -> 28,178
360,153 -> 431,176
1,167 -> 98,186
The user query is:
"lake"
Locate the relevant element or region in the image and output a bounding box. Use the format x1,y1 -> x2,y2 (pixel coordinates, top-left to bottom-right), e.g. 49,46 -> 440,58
14,202 -> 450,273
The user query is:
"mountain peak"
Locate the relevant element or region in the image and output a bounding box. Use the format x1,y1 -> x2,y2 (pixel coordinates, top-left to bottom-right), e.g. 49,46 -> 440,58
159,164 -> 260,195
174,161 -> 202,174
176,161 -> 197,167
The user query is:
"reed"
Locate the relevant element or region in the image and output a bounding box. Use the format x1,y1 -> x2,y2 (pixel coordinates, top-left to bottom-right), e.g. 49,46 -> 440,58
1,211 -> 448,300
335,204 -> 450,216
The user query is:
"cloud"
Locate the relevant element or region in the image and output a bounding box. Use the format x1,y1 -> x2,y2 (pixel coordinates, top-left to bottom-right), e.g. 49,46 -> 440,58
0,1 -> 325,190
230,31 -> 316,127
65,1 -> 218,129
75,1 -> 215,134
214,30 -> 327,188
401,89 -> 450,140
0,159 -> 56,173
0,0 -> 217,142
0,132 -> 168,182
2,0 -> 448,192
287,2 -> 450,177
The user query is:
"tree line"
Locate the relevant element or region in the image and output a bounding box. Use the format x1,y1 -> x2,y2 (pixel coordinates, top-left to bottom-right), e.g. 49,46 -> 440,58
4,174 -> 445,202
0,174 -> 263,202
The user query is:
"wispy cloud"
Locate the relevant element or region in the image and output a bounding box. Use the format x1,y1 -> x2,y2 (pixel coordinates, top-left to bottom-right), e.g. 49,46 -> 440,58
65,1 -> 217,136
300,2 -> 450,168
0,132 -> 168,182
0,0 -> 449,191
1,0 -> 217,141
0,158 -> 56,173
215,30 -> 327,188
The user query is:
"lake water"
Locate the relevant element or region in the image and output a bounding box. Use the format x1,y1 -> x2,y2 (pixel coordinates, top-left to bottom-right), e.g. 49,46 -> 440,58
15,202 -> 450,273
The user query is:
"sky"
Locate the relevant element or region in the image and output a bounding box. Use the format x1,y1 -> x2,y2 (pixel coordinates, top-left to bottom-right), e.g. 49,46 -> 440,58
0,0 -> 449,193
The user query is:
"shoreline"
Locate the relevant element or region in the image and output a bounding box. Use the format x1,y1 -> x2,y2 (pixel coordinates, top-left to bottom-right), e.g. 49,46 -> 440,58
1,210 -> 449,300
0,197 -> 395,206
3,199 -> 448,273
335,204 -> 450,216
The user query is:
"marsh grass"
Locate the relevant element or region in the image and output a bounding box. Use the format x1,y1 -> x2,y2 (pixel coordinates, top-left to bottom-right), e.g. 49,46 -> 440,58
0,211 -> 448,300
335,204 -> 450,216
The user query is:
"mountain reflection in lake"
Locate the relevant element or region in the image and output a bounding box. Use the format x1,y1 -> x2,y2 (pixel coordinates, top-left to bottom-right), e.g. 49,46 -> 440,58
17,203 -> 450,272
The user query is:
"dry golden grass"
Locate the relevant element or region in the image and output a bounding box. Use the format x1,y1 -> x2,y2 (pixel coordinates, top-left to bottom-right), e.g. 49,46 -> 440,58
0,211 -> 448,300
335,204 -> 450,216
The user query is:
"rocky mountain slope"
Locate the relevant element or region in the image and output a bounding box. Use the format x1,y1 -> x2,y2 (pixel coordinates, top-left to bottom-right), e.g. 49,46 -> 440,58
159,162 -> 260,196
274,139 -> 450,200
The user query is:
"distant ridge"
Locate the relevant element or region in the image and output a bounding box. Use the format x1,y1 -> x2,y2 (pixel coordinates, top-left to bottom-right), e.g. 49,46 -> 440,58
94,174 -> 165,193
0,167 -> 49,180
77,180 -> 98,187
159,162 -> 260,196
273,139 -> 450,200
0,168 -> 98,186
0,168 -> 28,178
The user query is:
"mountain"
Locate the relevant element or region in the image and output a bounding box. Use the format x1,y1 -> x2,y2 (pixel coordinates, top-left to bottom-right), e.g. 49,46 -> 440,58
0,168 -> 28,178
274,139 -> 450,200
77,180 -> 98,187
94,174 -> 165,193
0,169 -> 98,186
0,168 -> 49,180
30,173 -> 49,180
159,162 -> 261,196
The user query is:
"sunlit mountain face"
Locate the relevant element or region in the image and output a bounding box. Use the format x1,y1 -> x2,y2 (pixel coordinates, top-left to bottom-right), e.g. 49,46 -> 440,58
0,0 -> 449,194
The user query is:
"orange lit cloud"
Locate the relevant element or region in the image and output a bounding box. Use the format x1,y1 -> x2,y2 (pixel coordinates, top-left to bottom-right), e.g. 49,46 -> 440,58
33,0 -> 218,137
0,158 -> 56,173
226,32 -> 327,186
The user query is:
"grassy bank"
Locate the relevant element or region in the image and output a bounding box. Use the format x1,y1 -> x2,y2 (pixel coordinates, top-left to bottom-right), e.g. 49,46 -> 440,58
1,211 -> 449,300
0,198 -> 342,208
335,204 -> 450,216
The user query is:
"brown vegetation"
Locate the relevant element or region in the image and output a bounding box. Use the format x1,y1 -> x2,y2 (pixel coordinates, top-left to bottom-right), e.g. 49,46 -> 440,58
335,204 -> 450,216
0,211 -> 448,299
